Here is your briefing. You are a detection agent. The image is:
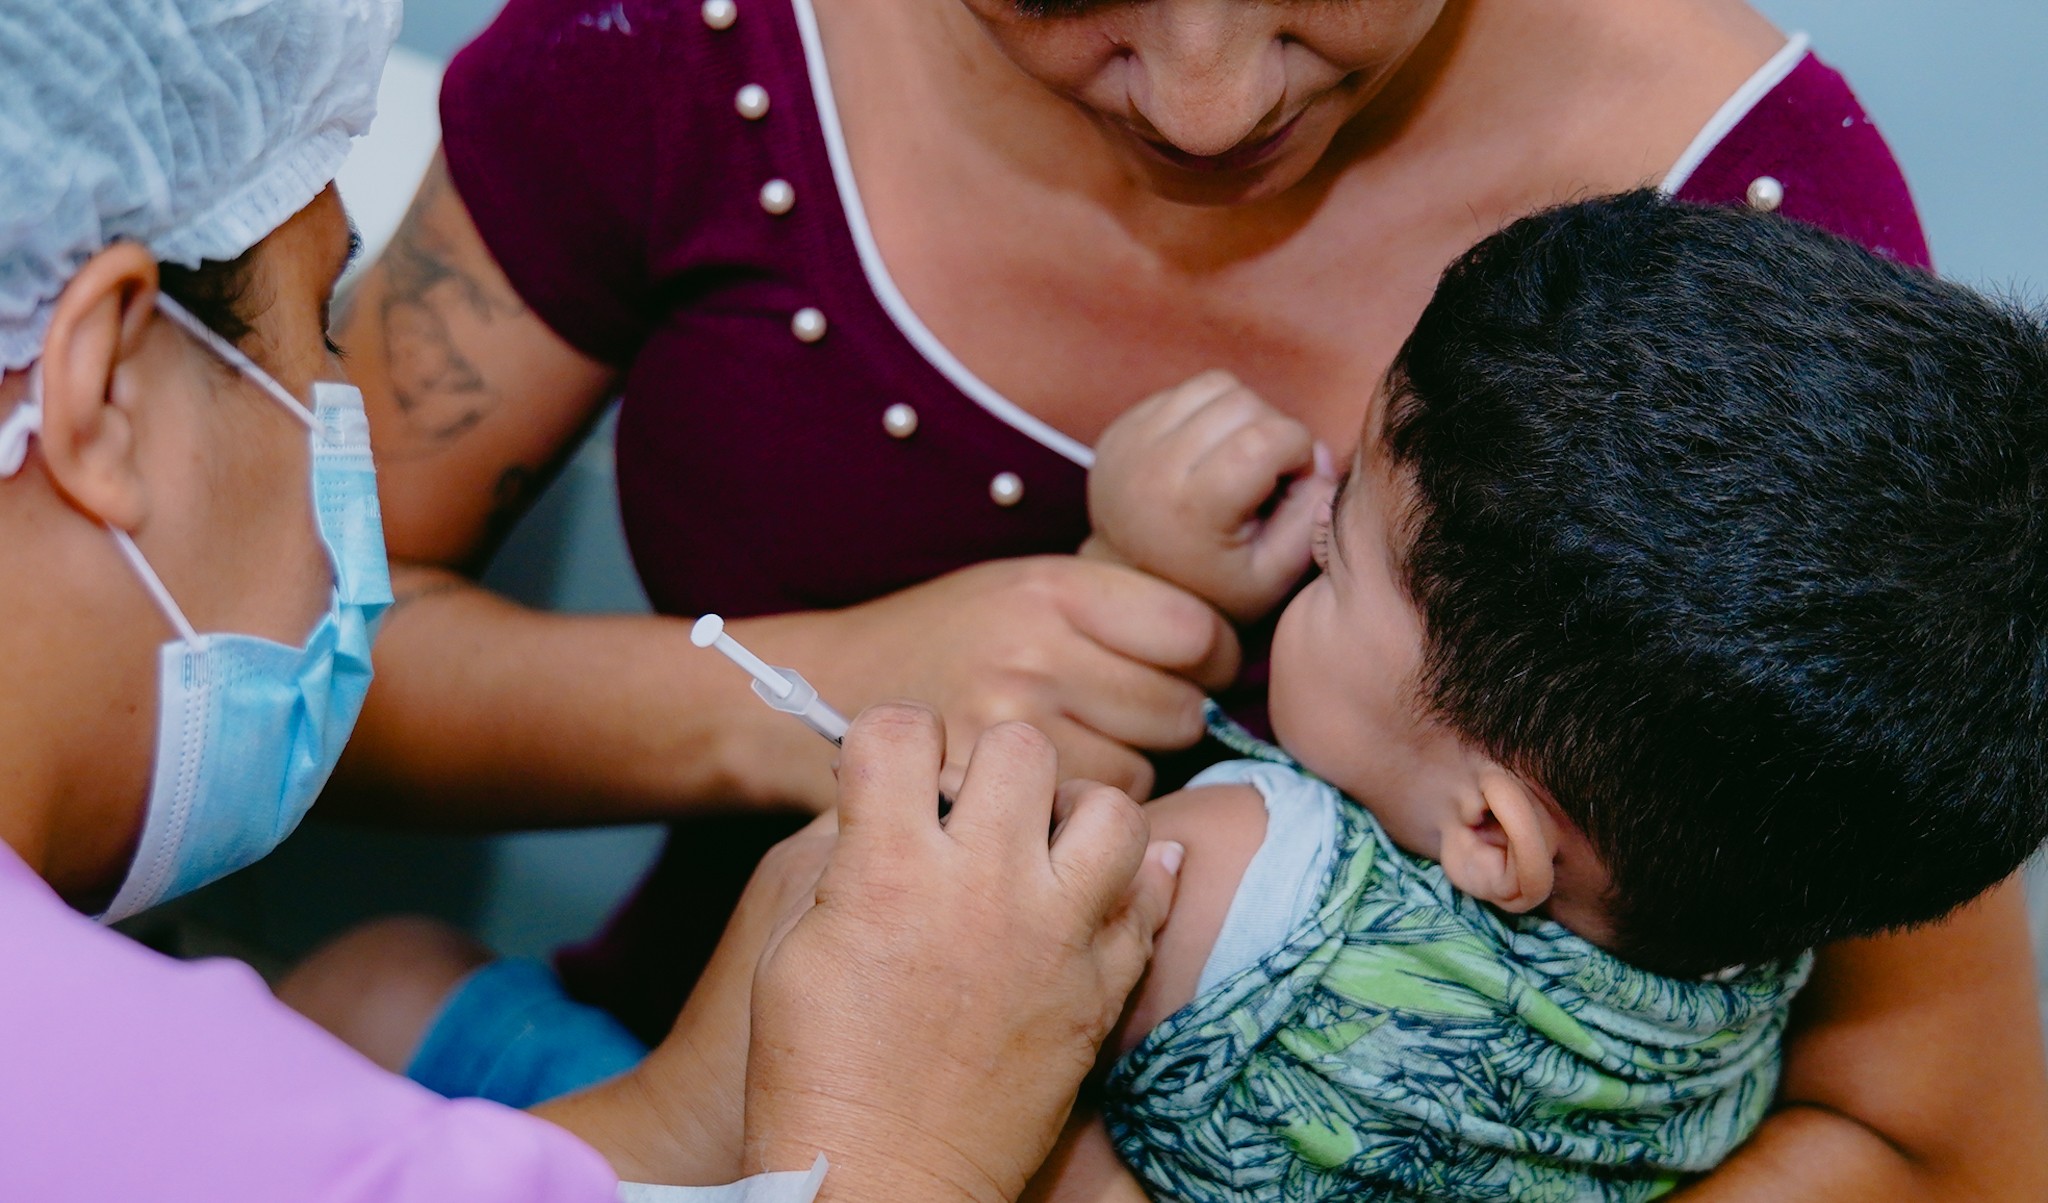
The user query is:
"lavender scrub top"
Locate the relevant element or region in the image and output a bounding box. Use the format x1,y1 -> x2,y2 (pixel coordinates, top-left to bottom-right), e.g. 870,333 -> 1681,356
0,840 -> 620,1201
439,1 -> 1930,1031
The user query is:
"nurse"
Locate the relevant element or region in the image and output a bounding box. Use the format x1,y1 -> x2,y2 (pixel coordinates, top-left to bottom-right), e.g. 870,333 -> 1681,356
0,2 -> 1179,1199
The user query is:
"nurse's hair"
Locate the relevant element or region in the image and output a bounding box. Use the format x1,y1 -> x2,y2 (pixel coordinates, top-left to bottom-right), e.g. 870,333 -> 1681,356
1385,190 -> 2048,977
159,249 -> 261,349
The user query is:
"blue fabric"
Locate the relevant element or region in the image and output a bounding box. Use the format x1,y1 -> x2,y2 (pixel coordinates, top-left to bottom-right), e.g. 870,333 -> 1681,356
406,959 -> 649,1109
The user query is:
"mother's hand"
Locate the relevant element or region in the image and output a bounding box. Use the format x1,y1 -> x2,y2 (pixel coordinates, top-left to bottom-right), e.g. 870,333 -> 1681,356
742,557 -> 1240,803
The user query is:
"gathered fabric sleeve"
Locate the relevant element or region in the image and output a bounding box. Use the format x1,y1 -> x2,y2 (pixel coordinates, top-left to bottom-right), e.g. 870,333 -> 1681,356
438,0 -> 707,365
1670,48 -> 1932,271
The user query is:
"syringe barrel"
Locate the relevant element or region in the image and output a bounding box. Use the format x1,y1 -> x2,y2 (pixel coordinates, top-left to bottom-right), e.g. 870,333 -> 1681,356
752,671 -> 851,744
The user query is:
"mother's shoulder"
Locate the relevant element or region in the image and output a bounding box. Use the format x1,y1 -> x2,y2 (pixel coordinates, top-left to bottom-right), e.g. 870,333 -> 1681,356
1673,45 -> 1933,269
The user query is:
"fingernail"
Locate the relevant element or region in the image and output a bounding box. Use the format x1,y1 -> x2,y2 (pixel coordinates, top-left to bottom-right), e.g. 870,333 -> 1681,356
1159,841 -> 1186,876
1312,440 -> 1336,479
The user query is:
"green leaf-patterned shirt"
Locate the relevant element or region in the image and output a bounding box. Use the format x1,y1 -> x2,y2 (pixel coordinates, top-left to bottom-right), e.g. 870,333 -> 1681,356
1103,710 -> 1811,1202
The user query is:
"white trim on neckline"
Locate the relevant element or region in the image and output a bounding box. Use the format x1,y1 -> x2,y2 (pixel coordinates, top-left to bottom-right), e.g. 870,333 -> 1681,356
790,7 -> 1809,462
789,0 -> 1096,467
1661,32 -> 1811,196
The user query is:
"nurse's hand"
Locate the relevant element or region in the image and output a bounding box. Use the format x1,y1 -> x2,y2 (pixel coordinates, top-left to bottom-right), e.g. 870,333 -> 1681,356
740,556 -> 1238,803
1083,369 -> 1337,623
742,704 -> 1183,1203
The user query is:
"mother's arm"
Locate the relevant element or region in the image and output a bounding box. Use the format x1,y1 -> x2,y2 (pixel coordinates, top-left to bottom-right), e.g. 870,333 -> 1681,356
329,151 -> 830,824
328,154 -> 1238,828
1679,878 -> 2048,1199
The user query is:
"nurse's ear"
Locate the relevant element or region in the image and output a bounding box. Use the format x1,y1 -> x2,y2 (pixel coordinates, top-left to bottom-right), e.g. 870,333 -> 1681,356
34,243 -> 163,531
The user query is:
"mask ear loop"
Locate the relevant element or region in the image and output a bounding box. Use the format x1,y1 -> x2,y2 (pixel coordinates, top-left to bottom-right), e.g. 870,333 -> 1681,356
109,528 -> 201,645
110,293 -> 340,643
0,362 -> 45,478
2,362 -> 196,642
153,294 -> 319,434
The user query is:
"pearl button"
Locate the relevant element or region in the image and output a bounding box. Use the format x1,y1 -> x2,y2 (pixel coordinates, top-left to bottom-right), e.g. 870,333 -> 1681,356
1746,175 -> 1784,213
989,472 -> 1025,507
791,307 -> 828,343
882,403 -> 919,439
759,178 -> 796,215
701,0 -> 736,29
735,84 -> 770,121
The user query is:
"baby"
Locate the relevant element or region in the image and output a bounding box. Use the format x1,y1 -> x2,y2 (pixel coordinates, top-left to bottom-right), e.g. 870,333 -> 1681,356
1033,191 -> 2048,1202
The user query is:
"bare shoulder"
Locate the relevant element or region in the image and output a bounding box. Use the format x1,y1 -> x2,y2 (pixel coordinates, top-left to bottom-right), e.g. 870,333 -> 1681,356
1023,787 -> 1272,1203
1644,0 -> 1786,57
1106,783 -> 1270,1058
1564,0 -> 1784,75
1460,0 -> 1789,197
1588,0 -> 1789,117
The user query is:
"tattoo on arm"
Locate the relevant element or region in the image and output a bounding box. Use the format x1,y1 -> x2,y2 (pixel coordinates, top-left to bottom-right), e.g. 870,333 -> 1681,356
379,162 -> 529,455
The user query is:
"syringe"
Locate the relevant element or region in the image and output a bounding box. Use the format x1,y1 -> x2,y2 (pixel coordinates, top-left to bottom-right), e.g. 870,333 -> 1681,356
691,614 -> 952,817
691,614 -> 851,744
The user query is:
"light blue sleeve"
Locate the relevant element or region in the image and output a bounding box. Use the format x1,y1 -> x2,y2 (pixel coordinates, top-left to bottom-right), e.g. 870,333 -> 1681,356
1186,761 -> 1343,994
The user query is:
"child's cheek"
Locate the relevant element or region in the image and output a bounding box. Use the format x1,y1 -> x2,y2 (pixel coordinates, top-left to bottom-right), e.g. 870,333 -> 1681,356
1266,581 -> 1329,760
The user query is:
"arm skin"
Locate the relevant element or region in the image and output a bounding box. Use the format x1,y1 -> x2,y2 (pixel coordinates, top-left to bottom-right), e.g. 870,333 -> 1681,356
1018,788 -> 2048,1202
1672,879 -> 2048,1201
329,154 -> 1234,827
1020,786 -> 1272,1203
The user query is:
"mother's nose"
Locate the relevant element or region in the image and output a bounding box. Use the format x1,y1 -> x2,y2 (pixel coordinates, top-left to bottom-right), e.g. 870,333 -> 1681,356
1125,7 -> 1288,156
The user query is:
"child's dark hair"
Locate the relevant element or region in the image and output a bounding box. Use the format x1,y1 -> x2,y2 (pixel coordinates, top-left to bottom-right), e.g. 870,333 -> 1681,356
1384,190 -> 2048,976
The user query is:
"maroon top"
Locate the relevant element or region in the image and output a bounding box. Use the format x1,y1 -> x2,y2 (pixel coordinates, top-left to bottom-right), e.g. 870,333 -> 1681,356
440,1 -> 1932,1038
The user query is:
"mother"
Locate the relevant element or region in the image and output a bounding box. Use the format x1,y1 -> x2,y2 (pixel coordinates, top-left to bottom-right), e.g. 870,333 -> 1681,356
317,0 -> 2047,1196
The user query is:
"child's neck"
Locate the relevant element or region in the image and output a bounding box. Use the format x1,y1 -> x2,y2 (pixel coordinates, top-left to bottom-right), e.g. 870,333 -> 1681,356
1349,788 -> 1620,953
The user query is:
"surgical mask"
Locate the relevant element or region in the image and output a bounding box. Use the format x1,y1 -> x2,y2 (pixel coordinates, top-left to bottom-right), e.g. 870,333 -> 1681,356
92,294 -> 392,922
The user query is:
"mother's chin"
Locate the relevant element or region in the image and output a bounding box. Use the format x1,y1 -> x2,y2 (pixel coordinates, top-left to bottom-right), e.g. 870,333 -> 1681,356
1098,123 -> 1333,208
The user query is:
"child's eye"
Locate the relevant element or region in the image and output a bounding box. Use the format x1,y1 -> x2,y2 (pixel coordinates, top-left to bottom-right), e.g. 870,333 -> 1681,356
1311,503 -> 1334,571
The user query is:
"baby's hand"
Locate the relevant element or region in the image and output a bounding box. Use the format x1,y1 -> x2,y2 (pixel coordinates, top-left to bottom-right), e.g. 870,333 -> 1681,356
1086,370 -> 1337,623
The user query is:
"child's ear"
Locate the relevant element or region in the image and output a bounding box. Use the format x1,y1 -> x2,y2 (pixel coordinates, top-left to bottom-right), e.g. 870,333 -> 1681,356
34,242 -> 161,531
1438,767 -> 1558,914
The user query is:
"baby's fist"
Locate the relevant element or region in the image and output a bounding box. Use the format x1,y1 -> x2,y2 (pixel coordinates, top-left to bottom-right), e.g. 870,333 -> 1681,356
1087,370 -> 1337,622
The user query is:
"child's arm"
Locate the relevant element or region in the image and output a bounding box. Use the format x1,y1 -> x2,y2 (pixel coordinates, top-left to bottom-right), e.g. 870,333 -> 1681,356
1021,783 -> 1272,1203
1083,370 -> 1337,623
660,784 -> 1269,1200
1019,1117 -> 1150,1203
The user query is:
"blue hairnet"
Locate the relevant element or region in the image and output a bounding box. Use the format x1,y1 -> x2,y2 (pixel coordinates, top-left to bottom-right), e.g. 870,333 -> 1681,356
0,0 -> 402,372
